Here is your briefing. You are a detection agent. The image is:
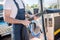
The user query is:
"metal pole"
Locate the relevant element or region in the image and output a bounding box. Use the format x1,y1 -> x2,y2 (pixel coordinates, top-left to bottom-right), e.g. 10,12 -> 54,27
40,0 -> 47,40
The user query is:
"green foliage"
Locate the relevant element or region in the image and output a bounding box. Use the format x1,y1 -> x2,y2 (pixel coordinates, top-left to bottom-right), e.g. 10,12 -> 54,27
31,4 -> 38,8
48,4 -> 57,9
54,5 -> 57,8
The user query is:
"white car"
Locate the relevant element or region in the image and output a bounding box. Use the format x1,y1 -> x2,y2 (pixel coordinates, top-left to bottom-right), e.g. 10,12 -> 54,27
0,19 -> 12,37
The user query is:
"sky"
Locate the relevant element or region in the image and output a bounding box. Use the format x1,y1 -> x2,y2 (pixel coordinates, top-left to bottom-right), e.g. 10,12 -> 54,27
24,0 -> 57,7
0,0 -> 58,8
43,0 -> 57,7
23,0 -> 39,6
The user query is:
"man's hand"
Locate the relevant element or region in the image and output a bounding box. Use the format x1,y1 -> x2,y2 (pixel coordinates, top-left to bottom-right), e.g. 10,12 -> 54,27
22,20 -> 30,26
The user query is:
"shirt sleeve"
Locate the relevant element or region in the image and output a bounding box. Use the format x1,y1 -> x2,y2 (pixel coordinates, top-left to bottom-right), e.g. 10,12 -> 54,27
4,0 -> 12,9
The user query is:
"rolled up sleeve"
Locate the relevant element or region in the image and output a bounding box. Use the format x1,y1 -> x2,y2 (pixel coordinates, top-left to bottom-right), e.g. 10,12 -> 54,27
4,0 -> 12,10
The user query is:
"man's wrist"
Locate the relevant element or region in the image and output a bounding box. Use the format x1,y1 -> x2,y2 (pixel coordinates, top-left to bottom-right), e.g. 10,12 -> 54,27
19,20 -> 24,24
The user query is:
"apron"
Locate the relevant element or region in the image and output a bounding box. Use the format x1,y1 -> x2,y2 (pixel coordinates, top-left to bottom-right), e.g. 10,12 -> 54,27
12,0 -> 29,40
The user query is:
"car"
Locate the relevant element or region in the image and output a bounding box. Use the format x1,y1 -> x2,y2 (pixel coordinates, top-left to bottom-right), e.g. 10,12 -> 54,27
0,17 -> 12,37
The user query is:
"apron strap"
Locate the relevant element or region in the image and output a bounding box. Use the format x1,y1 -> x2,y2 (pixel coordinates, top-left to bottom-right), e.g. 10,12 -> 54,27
13,0 -> 19,10
21,0 -> 25,8
13,0 -> 25,10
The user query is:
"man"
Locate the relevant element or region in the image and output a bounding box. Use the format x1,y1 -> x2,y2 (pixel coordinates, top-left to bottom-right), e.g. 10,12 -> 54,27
4,0 -> 30,40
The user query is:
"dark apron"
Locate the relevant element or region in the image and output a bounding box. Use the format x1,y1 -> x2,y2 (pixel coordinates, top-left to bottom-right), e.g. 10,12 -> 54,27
12,0 -> 29,40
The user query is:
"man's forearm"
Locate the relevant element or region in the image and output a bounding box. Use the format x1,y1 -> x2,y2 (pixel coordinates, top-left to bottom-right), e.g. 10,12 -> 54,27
4,16 -> 24,24
4,10 -> 23,24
